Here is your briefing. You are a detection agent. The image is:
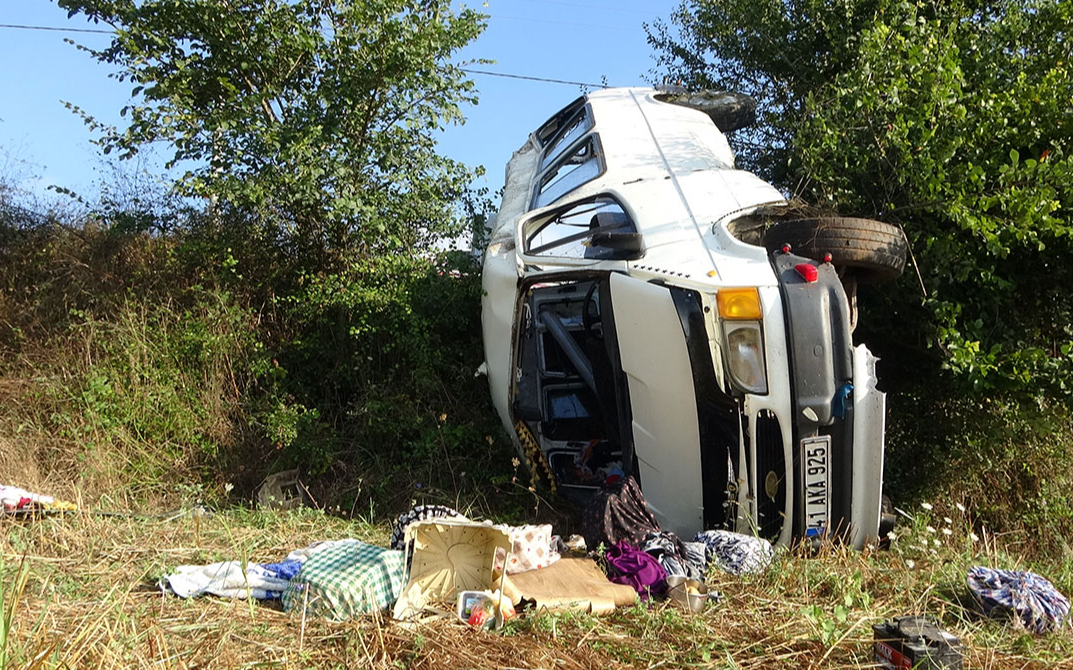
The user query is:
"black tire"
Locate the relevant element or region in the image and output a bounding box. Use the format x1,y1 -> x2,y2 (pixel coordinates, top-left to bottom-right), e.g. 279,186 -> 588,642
879,494 -> 897,547
656,91 -> 757,132
763,217 -> 907,284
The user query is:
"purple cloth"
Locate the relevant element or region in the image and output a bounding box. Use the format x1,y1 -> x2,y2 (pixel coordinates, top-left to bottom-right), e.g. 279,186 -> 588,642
605,540 -> 667,599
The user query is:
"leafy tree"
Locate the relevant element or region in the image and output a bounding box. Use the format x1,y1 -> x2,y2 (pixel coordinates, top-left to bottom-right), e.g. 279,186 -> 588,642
47,0 -> 504,499
647,0 -> 885,180
58,0 -> 487,266
649,0 -> 1073,400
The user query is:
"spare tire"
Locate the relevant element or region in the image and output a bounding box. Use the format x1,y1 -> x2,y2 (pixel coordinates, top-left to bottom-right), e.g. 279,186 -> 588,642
656,90 -> 757,132
763,217 -> 907,283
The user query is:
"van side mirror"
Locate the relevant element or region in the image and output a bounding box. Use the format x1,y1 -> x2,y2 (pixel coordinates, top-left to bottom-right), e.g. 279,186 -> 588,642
590,231 -> 644,259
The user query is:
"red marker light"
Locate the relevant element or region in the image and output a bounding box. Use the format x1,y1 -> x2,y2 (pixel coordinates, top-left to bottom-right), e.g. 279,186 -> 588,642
781,244 -> 791,254
823,253 -> 833,263
795,263 -> 819,283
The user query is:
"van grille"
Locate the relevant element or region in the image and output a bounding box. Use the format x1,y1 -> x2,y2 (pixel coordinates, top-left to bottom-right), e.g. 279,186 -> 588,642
754,410 -> 785,541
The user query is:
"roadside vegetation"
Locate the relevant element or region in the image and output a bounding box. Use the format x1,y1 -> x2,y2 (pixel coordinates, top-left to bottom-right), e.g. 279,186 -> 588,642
649,0 -> 1073,556
0,0 -> 1071,668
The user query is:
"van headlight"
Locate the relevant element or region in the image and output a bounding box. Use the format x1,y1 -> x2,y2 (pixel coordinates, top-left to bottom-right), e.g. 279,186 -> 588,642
717,288 -> 768,395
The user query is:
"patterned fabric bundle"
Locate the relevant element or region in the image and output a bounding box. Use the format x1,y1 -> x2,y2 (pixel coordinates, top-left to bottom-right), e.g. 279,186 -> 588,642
283,540 -> 405,621
496,523 -> 561,574
605,540 -> 667,599
389,504 -> 467,551
693,530 -> 773,576
967,566 -> 1070,634
581,476 -> 660,551
164,560 -> 300,600
640,531 -> 705,581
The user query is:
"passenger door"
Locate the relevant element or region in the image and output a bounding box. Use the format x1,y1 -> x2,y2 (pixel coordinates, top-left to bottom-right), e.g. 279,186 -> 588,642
608,273 -> 704,536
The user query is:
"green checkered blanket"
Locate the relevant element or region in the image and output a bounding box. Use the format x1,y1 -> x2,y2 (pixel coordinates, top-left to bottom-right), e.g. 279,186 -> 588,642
282,540 -> 405,621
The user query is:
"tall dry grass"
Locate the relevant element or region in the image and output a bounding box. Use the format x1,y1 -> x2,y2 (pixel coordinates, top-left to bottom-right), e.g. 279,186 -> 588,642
1,504 -> 1071,670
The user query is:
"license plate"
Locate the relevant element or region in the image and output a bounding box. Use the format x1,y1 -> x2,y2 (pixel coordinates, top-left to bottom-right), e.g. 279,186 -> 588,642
802,435 -> 830,537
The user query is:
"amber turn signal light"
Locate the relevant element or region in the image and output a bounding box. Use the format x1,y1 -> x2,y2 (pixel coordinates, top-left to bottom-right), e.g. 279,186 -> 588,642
717,287 -> 762,320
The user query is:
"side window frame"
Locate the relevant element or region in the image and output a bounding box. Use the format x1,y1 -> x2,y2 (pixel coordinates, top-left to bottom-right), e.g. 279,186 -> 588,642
531,133 -> 606,210
539,103 -> 593,171
521,193 -> 641,261
534,96 -> 585,147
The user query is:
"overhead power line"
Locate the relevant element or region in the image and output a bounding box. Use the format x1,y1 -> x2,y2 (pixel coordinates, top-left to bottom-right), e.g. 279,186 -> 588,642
0,22 -> 612,89
460,68 -> 607,88
0,22 -> 112,35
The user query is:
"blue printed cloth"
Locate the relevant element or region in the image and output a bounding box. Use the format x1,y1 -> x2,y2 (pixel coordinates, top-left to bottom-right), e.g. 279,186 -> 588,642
967,566 -> 1070,634
262,560 -> 303,581
693,530 -> 773,576
163,560 -> 299,600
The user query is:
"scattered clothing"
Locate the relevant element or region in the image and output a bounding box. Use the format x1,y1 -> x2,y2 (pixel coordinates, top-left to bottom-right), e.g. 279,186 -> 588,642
284,539 -> 361,564
0,485 -> 76,513
581,476 -> 660,551
163,560 -> 299,600
967,566 -> 1070,634
284,540 -> 405,621
389,504 -> 468,551
640,531 -> 705,581
683,541 -> 709,575
496,523 -> 561,574
605,540 -> 667,599
693,530 -> 773,576
162,539 -> 354,601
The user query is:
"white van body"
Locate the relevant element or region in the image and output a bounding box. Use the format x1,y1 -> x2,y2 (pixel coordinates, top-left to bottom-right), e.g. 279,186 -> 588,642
481,88 -> 888,548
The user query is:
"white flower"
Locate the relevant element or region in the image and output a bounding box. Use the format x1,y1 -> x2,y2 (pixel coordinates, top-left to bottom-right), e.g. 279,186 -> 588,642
906,559 -> 916,569
887,531 -> 898,542
942,528 -> 953,536
921,502 -> 933,511
926,525 -> 937,533
956,503 -> 966,512
970,532 -> 980,543
932,539 -> 942,547
944,517 -> 953,525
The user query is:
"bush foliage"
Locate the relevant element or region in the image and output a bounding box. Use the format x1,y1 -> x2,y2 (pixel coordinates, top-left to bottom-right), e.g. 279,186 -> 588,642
0,187 -> 507,512
650,0 -> 1073,400
649,0 -> 1073,544
0,0 -> 511,514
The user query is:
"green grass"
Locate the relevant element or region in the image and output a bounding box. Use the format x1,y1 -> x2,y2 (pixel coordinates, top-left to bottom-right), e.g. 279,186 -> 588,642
1,501 -> 1070,670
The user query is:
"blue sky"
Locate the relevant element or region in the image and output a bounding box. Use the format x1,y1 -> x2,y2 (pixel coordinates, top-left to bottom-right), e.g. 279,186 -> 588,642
0,1 -> 679,201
